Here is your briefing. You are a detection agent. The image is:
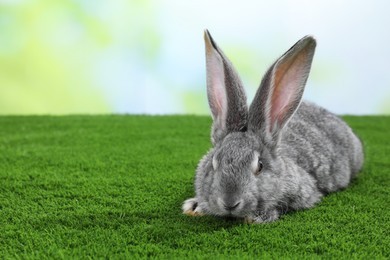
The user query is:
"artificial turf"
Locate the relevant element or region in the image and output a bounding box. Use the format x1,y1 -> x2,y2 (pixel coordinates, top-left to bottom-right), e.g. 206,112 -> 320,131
0,115 -> 389,259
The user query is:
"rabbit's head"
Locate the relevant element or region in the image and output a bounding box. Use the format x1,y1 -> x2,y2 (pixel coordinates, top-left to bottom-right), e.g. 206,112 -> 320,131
202,30 -> 316,217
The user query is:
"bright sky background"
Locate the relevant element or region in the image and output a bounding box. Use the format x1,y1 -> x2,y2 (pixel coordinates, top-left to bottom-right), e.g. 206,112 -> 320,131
0,0 -> 389,115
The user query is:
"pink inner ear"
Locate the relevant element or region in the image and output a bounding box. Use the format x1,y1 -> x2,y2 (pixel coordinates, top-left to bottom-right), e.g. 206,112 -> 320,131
209,66 -> 226,116
206,48 -> 227,121
270,55 -> 306,127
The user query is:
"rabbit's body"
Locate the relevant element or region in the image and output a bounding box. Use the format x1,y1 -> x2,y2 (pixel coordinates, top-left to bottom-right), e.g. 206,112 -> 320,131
282,101 -> 363,193
182,31 -> 364,223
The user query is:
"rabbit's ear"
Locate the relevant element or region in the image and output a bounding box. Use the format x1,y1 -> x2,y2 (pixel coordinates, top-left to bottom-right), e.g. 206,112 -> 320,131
248,36 -> 316,145
204,30 -> 248,144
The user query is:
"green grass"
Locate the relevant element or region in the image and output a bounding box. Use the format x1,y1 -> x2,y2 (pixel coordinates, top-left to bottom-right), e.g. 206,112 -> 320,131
0,115 -> 389,259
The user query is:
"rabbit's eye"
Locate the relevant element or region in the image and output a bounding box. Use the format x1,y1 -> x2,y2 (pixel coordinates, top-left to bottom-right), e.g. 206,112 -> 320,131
255,159 -> 263,176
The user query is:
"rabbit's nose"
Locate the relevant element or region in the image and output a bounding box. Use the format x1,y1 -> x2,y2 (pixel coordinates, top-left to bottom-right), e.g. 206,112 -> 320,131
224,201 -> 241,211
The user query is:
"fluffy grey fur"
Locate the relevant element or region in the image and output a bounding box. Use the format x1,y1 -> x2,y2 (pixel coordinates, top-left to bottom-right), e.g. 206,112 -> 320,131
182,30 -> 364,223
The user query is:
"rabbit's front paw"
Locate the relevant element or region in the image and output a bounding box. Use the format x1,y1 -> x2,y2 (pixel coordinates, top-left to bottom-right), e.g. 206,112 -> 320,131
182,198 -> 204,216
244,209 -> 279,224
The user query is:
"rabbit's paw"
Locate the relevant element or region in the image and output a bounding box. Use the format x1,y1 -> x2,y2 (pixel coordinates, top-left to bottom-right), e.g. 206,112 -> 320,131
244,209 -> 279,224
182,198 -> 204,216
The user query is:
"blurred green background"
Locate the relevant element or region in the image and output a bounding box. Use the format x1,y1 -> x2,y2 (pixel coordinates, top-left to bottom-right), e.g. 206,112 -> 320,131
1,0 -> 389,115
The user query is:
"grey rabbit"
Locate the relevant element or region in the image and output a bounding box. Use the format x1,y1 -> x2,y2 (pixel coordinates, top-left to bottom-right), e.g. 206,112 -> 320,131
182,30 -> 364,223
